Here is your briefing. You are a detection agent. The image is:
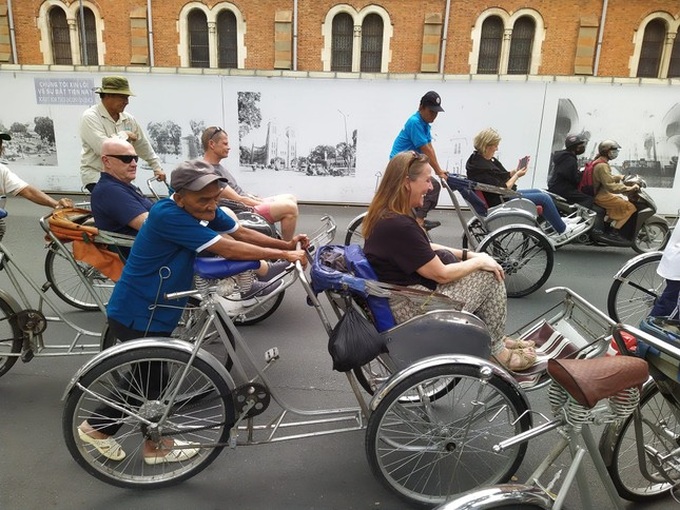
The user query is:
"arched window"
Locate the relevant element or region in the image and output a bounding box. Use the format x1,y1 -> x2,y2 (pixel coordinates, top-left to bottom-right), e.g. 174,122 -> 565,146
331,13 -> 353,72
360,13 -> 383,72
188,9 -> 209,68
637,19 -> 666,77
669,36 -> 680,78
49,7 -> 72,65
77,7 -> 98,65
478,16 -> 503,74
217,10 -> 237,68
508,16 -> 535,74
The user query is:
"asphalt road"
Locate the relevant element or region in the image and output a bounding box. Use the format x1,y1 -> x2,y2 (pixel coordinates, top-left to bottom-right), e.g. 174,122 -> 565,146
0,196 -> 675,510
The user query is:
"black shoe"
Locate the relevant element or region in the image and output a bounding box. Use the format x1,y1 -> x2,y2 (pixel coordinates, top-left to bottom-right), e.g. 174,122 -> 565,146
259,260 -> 292,282
600,230 -> 628,243
422,219 -> 441,231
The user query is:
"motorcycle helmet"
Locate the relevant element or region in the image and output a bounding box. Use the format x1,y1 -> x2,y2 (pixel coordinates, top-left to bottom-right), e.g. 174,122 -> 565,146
564,133 -> 587,149
598,140 -> 621,158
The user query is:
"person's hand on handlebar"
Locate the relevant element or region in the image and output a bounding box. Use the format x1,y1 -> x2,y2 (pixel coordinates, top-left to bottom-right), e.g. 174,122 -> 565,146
288,234 -> 310,250
54,197 -> 74,209
282,249 -> 308,268
152,168 -> 167,182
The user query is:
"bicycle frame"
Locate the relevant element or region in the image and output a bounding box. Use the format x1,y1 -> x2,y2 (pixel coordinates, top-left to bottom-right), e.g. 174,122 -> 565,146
66,260 -> 372,447
0,236 -> 103,357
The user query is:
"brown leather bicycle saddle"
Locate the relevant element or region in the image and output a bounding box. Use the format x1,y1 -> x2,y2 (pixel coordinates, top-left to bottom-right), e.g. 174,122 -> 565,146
548,356 -> 649,408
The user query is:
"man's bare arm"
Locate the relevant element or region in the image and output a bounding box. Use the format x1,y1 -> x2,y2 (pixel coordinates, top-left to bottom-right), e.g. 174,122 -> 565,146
419,143 -> 446,178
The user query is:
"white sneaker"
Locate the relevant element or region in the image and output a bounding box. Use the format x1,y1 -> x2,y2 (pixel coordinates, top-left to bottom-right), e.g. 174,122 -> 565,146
564,216 -> 582,225
555,222 -> 579,242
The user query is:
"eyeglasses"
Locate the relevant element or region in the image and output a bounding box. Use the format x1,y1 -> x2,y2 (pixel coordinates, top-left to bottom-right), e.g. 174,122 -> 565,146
106,154 -> 139,164
209,127 -> 224,140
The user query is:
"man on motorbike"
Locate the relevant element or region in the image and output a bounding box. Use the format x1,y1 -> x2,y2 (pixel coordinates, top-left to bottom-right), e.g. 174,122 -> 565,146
548,134 -> 593,208
592,140 -> 639,242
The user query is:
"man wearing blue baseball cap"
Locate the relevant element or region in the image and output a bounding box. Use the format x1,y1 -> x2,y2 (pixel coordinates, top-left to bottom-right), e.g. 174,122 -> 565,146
390,91 -> 447,230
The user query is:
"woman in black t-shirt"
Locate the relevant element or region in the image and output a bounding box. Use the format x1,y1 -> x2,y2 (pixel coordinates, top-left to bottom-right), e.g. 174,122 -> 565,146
363,151 -> 536,372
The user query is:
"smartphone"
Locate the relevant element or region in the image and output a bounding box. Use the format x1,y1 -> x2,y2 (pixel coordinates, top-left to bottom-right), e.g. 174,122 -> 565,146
518,156 -> 529,169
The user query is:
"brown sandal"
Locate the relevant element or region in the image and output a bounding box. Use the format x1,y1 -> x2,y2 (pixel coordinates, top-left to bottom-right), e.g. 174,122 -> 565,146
504,337 -> 535,350
495,347 -> 537,372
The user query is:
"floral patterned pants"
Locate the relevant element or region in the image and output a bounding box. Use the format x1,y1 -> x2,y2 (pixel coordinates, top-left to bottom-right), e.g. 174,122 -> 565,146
389,270 -> 507,355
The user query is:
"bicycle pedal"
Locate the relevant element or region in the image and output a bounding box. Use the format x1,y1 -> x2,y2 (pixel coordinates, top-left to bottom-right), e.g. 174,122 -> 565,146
264,347 -> 279,362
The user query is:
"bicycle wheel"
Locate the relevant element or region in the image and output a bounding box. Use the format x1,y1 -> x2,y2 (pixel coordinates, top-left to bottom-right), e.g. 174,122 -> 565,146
63,346 -> 234,489
606,382 -> 679,501
607,252 -> 663,324
478,227 -> 554,298
344,213 -> 367,246
232,291 -> 285,326
44,241 -> 114,311
366,364 -> 531,506
354,356 -> 392,394
102,304 -> 235,371
633,221 -> 669,254
0,296 -> 21,378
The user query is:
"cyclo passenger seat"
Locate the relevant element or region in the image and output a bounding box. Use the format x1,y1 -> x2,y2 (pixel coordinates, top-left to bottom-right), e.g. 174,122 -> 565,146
310,244 -> 494,369
310,244 -> 395,332
48,207 -> 128,281
445,174 -> 539,230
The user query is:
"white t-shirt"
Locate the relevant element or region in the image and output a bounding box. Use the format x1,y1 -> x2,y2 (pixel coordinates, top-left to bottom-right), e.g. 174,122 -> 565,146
658,225 -> 680,280
0,163 -> 29,196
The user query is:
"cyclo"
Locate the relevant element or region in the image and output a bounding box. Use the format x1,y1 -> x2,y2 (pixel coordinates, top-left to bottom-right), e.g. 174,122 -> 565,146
61,224 -> 620,505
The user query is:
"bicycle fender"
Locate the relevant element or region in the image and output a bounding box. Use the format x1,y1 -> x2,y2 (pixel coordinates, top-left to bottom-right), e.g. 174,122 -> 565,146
0,288 -> 22,316
611,251 -> 662,281
477,224 -> 554,252
597,377 -> 657,467
368,354 -> 528,412
435,484 -> 552,509
62,337 -> 235,400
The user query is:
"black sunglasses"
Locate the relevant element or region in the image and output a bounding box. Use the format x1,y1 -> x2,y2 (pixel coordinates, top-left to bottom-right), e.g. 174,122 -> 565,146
209,127 -> 224,140
106,154 -> 139,164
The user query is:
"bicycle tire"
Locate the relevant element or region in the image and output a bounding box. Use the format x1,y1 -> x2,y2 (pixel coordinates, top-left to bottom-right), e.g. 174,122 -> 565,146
606,252 -> 663,324
344,213 -> 367,246
633,220 -> 669,254
232,290 -> 285,326
63,345 -> 234,489
101,302 -> 236,371
477,227 -> 554,298
605,381 -> 679,501
44,241 -> 114,311
366,364 -> 531,506
353,356 -> 392,394
0,296 -> 22,378
354,356 -> 459,401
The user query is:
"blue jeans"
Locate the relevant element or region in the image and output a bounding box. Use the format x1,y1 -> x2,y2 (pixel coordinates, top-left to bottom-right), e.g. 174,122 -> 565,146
650,279 -> 680,318
520,189 -> 566,233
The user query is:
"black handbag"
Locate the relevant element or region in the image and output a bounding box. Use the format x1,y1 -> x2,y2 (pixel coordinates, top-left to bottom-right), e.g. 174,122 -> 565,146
328,306 -> 388,372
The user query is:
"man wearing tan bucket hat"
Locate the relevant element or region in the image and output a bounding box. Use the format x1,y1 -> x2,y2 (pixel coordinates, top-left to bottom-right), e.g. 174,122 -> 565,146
80,76 -> 166,192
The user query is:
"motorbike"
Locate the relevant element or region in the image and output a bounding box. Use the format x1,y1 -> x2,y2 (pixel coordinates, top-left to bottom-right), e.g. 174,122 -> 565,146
548,174 -> 670,254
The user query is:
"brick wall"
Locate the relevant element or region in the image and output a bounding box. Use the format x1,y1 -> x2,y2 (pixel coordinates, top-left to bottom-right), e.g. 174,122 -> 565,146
2,0 -> 678,77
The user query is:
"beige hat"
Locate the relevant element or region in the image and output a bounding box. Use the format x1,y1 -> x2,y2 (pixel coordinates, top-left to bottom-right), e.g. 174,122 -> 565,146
95,76 -> 135,96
